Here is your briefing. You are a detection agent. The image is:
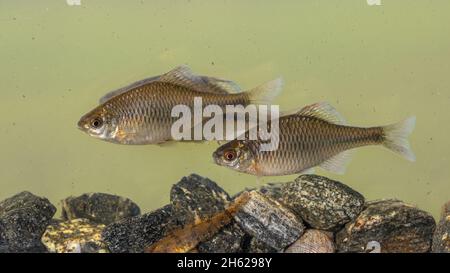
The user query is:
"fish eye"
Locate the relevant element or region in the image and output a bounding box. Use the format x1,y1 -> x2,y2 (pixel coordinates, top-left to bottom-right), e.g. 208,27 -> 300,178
223,150 -> 237,161
90,117 -> 103,128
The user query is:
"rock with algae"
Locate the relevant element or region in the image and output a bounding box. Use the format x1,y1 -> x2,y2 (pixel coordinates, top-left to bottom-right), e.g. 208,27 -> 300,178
276,175 -> 365,231
233,190 -> 305,251
61,193 -> 140,225
284,229 -> 335,253
0,191 -> 56,253
336,199 -> 435,253
432,201 -> 450,253
41,218 -> 108,253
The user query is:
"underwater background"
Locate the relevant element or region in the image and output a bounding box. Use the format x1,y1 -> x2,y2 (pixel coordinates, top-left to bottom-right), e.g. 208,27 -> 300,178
1,0 -> 449,218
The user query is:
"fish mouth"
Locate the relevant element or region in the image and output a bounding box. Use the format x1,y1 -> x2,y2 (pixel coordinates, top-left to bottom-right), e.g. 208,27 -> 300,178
77,118 -> 87,131
212,151 -> 221,165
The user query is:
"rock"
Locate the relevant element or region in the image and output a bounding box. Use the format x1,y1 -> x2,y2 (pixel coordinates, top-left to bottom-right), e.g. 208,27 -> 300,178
336,199 -> 436,253
258,183 -> 283,200
0,191 -> 56,252
233,190 -> 304,251
278,174 -> 365,230
284,229 -> 335,253
432,201 -> 450,253
41,219 -> 108,253
61,193 -> 140,225
244,237 -> 278,253
102,205 -> 176,253
170,174 -> 230,226
145,191 -> 250,253
197,222 -> 246,253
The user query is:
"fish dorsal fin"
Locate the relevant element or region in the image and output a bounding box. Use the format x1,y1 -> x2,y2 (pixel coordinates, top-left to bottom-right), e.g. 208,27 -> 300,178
319,150 -> 352,174
99,75 -> 160,104
98,66 -> 241,104
282,102 -> 347,125
158,65 -> 241,94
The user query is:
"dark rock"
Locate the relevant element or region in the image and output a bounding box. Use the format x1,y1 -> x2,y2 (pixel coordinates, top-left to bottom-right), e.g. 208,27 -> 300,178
0,191 -> 56,252
278,175 -> 365,231
102,205 -> 176,253
336,199 -> 436,253
233,190 -> 304,251
244,237 -> 278,253
170,174 -> 230,226
61,193 -> 140,225
197,222 -> 246,253
284,229 -> 335,253
432,201 -> 450,253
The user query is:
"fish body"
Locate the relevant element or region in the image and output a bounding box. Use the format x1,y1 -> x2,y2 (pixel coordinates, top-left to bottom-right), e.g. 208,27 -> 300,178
78,66 -> 282,144
213,102 -> 416,176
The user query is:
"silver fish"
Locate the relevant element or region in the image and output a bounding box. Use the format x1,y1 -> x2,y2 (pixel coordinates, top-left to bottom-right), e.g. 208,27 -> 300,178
78,66 -> 283,144
213,102 -> 416,176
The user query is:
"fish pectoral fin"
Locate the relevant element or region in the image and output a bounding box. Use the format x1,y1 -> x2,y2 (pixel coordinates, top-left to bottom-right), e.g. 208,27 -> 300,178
159,65 -> 241,95
99,75 -> 161,104
282,102 -> 347,125
319,150 -> 353,174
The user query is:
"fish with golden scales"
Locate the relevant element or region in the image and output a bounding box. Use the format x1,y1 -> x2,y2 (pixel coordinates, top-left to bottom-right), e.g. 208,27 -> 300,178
213,102 -> 416,176
144,192 -> 250,253
77,66 -> 283,144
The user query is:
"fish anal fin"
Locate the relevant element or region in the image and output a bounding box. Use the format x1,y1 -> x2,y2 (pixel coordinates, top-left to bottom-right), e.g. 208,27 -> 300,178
283,102 -> 347,125
319,150 -> 352,174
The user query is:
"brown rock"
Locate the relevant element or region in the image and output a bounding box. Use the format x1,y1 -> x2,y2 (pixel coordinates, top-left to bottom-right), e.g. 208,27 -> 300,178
432,201 -> 450,253
336,199 -> 435,253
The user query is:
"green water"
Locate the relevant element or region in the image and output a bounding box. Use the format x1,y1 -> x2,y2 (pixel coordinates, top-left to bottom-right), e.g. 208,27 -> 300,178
1,1 -> 449,219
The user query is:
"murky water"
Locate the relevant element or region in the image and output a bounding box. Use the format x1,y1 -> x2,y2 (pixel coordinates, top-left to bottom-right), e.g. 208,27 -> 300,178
1,1 -> 449,218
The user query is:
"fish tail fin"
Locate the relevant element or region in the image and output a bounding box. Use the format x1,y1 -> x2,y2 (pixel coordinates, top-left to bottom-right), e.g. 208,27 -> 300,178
381,116 -> 416,162
247,77 -> 283,105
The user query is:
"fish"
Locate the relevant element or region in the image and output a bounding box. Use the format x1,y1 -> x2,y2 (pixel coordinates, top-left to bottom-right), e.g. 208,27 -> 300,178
213,102 -> 416,176
144,191 -> 250,253
77,65 -> 283,144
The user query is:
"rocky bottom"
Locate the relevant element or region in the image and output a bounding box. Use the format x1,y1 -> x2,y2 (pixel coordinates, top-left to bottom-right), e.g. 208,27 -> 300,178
0,174 -> 448,253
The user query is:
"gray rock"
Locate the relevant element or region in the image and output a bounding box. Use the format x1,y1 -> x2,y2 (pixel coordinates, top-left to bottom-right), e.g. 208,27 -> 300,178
233,190 -> 304,251
336,199 -> 436,253
432,201 -> 450,253
278,174 -> 365,231
284,229 -> 335,253
170,174 -> 230,226
61,193 -> 140,225
0,191 -> 56,252
197,222 -> 246,253
102,205 -> 176,253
